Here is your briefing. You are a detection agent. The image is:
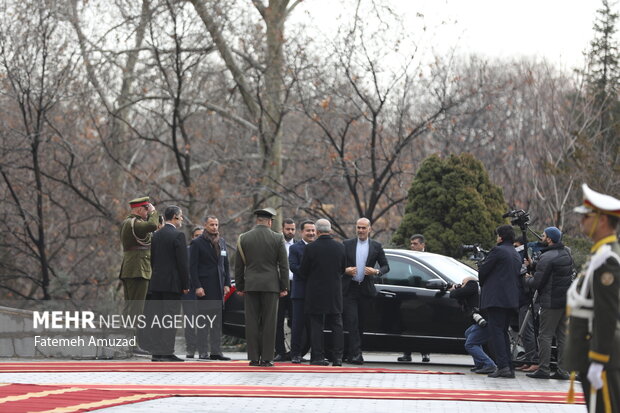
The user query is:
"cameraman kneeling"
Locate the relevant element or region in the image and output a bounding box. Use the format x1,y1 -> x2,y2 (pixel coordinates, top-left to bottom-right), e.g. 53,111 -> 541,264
450,277 -> 497,374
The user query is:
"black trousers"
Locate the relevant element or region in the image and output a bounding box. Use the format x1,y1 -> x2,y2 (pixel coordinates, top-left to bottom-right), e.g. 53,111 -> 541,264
309,313 -> 343,362
343,283 -> 368,358
290,298 -> 311,357
141,291 -> 182,355
486,306 -> 514,370
275,294 -> 292,355
181,291 -> 198,353
581,369 -> 620,413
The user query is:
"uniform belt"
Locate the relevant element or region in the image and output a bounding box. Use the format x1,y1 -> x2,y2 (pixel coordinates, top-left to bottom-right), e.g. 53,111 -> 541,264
125,246 -> 150,251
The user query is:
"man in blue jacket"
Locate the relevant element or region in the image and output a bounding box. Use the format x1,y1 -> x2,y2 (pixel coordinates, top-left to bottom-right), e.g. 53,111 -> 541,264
478,224 -> 521,378
288,220 -> 316,364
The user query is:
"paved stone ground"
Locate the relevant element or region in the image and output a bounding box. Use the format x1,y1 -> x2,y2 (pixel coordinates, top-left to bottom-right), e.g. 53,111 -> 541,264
0,352 -> 586,413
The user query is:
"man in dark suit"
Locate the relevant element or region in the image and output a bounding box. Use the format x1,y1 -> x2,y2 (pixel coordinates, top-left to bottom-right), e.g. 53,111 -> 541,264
288,220 -> 316,363
274,218 -> 296,361
299,219 -> 345,366
234,207 -> 289,367
146,205 -> 190,362
182,226 -> 203,358
190,215 -> 231,361
478,224 -> 521,378
342,217 -> 390,364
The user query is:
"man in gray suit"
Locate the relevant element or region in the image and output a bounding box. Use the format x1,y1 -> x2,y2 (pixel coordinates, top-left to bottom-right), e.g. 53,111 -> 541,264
234,208 -> 290,367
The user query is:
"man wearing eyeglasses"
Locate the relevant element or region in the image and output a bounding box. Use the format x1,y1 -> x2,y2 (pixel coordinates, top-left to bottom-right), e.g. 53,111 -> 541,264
119,196 -> 159,319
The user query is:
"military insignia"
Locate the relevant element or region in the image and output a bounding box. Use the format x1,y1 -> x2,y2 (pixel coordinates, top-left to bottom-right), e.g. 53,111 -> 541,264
600,271 -> 615,286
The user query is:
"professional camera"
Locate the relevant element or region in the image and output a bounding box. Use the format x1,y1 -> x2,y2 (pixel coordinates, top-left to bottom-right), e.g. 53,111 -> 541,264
461,243 -> 489,264
471,309 -> 487,327
503,209 -> 530,230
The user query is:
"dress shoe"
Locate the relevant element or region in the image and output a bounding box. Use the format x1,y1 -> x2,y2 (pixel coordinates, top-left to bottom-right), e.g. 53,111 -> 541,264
310,359 -> 330,366
132,347 -> 150,356
198,353 -> 210,360
186,354 -> 195,359
488,367 -> 515,378
151,355 -> 166,362
210,354 -> 231,361
474,365 -> 497,374
249,360 -> 261,366
397,354 -> 412,362
332,359 -> 342,367
260,360 -> 274,367
550,371 -> 570,380
291,355 -> 302,364
347,356 -> 364,365
166,355 -> 184,362
273,353 -> 291,362
522,364 -> 539,372
470,366 -> 480,372
421,353 -> 430,363
526,369 -> 550,379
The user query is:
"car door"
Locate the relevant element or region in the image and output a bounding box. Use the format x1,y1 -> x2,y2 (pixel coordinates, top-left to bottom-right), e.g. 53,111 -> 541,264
367,254 -> 464,339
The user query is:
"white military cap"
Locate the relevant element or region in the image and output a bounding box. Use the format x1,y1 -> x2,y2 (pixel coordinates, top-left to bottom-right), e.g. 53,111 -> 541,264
573,184 -> 620,217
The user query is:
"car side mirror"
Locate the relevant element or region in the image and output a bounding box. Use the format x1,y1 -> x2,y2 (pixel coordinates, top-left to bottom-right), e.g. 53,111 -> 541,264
425,278 -> 447,290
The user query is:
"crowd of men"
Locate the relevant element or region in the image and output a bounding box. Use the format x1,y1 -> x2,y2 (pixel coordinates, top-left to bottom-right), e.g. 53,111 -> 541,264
118,184 -> 620,412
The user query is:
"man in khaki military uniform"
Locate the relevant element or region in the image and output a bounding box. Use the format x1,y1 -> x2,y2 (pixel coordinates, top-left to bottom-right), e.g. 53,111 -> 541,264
234,207 -> 289,367
119,196 -> 159,317
565,184 -> 620,412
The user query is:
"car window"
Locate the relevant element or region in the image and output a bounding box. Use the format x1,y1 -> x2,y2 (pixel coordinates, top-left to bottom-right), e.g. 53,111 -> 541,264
419,254 -> 478,284
383,256 -> 437,288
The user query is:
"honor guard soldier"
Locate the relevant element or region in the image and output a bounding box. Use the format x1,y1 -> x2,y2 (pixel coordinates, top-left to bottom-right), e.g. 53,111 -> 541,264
565,184 -> 620,412
119,196 -> 159,317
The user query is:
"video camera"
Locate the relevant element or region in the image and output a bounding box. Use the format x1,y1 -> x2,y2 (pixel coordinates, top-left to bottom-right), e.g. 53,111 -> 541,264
503,209 -> 530,230
461,243 -> 489,264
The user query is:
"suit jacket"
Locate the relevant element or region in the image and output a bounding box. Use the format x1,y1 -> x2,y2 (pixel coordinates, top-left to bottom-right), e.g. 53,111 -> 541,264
189,234 -> 231,302
299,234 -> 345,314
149,224 -> 190,293
119,211 -> 159,280
342,238 -> 390,297
234,224 -> 289,293
478,240 -> 520,309
289,240 -> 308,299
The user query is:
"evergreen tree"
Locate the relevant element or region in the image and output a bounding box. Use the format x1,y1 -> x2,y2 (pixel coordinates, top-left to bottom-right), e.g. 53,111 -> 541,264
579,0 -> 620,192
392,154 -> 507,258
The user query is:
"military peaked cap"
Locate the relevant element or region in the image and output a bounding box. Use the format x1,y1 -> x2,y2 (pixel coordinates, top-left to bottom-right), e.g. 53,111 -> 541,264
573,184 -> 620,217
253,207 -> 277,218
129,196 -> 150,208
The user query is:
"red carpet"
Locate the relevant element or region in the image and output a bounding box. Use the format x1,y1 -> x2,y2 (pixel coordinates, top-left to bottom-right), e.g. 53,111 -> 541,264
0,383 -> 166,412
0,382 -> 585,411
0,361 -> 459,374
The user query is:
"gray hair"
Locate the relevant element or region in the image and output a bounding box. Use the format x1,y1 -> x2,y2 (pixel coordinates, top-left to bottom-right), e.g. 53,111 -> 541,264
315,218 -> 331,233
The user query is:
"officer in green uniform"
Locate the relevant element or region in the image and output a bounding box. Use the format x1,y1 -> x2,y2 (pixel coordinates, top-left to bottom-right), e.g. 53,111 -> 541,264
565,184 -> 620,412
119,196 -> 159,318
234,207 -> 290,367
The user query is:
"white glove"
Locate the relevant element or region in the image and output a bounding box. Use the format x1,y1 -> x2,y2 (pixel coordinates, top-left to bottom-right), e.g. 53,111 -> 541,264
587,362 -> 604,390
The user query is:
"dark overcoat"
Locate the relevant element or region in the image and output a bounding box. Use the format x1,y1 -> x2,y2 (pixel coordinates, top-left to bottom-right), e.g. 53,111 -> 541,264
299,234 -> 345,314
189,235 -> 231,302
478,240 -> 521,309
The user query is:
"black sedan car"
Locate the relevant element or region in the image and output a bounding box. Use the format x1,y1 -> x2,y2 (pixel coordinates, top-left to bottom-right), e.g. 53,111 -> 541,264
222,249 -> 478,355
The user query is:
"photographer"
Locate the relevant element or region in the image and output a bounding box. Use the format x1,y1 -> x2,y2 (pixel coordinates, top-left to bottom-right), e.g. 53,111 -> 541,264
478,224 -> 521,378
450,277 -> 496,374
524,227 -> 573,380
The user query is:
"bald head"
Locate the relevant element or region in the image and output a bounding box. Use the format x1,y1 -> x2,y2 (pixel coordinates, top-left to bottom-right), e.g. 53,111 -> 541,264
356,217 -> 371,241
